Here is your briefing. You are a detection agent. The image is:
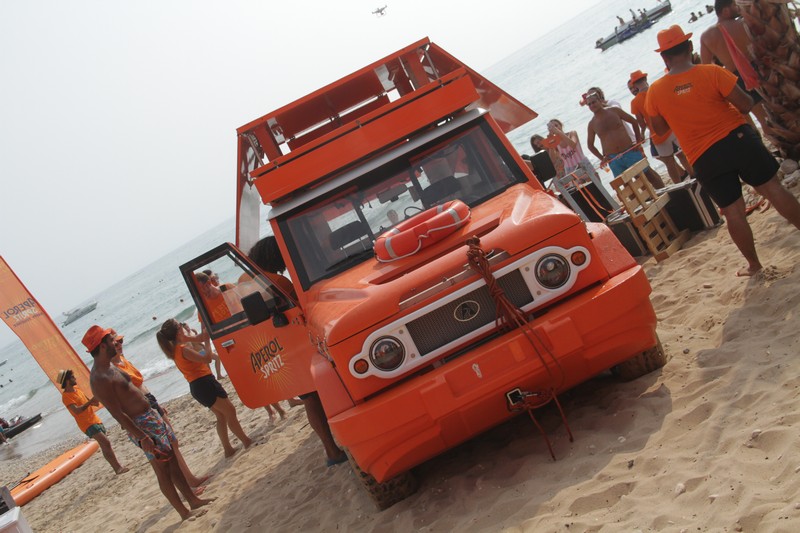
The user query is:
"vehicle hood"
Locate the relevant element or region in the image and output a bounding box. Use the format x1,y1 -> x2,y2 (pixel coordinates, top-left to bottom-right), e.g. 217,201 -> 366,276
302,186 -> 581,346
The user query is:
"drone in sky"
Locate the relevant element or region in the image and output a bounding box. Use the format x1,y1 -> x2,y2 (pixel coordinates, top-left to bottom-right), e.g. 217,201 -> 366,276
372,5 -> 387,16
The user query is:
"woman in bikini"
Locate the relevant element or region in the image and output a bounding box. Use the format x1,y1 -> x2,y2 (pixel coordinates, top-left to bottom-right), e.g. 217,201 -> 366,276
156,320 -> 252,457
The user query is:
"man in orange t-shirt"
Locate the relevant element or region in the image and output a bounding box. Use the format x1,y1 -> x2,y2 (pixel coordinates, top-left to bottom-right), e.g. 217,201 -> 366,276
628,70 -> 692,183
646,25 -> 800,277
58,368 -> 129,474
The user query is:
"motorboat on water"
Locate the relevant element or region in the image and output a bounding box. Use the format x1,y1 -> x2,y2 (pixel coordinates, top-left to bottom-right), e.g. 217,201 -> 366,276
61,302 -> 98,326
595,0 -> 672,51
1,413 -> 43,439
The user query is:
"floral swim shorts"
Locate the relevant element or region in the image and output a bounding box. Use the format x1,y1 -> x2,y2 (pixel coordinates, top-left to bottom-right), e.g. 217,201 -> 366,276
127,408 -> 175,461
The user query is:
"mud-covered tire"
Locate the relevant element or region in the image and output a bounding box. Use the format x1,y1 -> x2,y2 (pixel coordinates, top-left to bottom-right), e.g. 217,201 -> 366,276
346,451 -> 418,510
611,340 -> 669,381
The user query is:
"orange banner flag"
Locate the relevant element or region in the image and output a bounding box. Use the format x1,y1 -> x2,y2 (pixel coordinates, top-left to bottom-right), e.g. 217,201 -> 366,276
0,256 -> 92,395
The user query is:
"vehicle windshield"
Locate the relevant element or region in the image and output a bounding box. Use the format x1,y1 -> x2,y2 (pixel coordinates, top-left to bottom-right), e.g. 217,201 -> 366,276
279,120 -> 526,289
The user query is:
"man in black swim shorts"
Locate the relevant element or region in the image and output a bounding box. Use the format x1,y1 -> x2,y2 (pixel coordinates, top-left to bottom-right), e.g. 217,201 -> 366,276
648,26 -> 800,277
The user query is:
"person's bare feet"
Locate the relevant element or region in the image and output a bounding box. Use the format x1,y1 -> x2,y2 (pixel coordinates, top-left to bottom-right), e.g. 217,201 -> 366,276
224,445 -> 240,458
242,436 -> 253,449
287,398 -> 303,408
114,466 -> 130,475
189,496 -> 215,510
190,474 -> 211,488
181,508 -> 209,521
737,264 -> 762,277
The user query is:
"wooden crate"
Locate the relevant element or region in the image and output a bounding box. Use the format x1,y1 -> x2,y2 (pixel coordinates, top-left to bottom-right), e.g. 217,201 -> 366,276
610,159 -> 690,262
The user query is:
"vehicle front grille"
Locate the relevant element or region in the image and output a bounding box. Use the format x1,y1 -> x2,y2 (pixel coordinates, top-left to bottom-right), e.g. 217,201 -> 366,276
406,269 -> 532,356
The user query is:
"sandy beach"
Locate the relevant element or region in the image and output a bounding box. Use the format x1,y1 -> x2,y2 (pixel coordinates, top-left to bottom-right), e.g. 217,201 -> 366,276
2,184 -> 800,532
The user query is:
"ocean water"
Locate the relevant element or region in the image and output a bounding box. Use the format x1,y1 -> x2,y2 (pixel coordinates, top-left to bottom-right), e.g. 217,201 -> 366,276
0,0 -> 716,461
0,221 -> 234,460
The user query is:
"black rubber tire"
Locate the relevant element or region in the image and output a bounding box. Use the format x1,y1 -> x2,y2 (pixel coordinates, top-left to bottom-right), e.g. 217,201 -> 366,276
611,340 -> 669,381
346,451 -> 418,511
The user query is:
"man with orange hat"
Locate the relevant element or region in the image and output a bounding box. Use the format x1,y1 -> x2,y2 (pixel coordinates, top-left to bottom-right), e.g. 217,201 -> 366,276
84,325 -> 213,520
646,25 -> 800,277
628,69 -> 692,183
58,368 -> 129,474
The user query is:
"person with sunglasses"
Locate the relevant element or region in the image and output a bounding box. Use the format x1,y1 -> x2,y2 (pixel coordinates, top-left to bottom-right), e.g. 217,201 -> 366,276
85,325 -> 213,520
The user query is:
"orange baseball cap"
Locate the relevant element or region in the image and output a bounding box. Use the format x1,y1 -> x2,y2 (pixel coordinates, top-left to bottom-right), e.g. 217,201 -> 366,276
82,325 -> 114,352
629,70 -> 648,85
655,25 -> 693,53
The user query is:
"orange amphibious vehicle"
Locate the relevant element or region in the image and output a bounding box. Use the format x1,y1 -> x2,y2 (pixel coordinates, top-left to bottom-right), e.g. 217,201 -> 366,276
181,38 -> 666,509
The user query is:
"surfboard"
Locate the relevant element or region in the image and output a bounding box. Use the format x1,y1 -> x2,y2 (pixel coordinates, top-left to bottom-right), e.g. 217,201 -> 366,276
10,440 -> 99,506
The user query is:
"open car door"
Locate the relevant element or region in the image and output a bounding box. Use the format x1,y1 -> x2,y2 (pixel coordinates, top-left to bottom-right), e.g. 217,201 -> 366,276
180,243 -> 314,408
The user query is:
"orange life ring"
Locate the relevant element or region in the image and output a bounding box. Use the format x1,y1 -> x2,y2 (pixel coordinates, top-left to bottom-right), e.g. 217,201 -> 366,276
374,200 -> 471,262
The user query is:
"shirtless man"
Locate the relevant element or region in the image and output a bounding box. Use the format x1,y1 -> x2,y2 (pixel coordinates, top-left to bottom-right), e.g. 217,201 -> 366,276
85,325 -> 213,520
585,92 -> 664,187
700,0 -> 769,130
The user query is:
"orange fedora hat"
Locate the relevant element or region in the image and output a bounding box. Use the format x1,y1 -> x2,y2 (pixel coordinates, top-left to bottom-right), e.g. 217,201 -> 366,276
655,25 -> 693,53
629,70 -> 648,85
82,325 -> 113,353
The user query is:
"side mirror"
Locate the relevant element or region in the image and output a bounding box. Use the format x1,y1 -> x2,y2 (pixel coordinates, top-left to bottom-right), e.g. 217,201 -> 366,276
242,292 -> 290,328
241,293 -> 272,325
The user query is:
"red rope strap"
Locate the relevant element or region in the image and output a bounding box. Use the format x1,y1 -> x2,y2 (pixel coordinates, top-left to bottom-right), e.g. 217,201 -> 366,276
566,174 -> 613,220
465,237 -> 573,458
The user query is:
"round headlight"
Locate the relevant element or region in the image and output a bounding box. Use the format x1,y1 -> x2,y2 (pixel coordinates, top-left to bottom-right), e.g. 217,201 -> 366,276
536,254 -> 570,289
369,337 -> 405,371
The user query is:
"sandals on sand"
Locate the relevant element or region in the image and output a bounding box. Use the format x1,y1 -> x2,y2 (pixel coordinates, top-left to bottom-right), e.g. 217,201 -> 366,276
326,455 -> 347,467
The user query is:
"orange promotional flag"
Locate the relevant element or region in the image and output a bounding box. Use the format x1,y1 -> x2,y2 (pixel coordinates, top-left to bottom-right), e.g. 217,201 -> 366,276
0,256 -> 92,394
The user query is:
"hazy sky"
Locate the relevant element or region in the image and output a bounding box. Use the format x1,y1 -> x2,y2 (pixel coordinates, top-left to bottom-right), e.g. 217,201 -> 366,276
0,0 -> 600,345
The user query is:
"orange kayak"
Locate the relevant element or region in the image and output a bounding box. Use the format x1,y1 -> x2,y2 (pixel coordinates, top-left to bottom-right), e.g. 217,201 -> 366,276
11,440 -> 99,506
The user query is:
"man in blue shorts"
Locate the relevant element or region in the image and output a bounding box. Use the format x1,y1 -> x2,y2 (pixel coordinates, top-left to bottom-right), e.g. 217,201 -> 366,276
585,91 -> 665,188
